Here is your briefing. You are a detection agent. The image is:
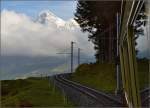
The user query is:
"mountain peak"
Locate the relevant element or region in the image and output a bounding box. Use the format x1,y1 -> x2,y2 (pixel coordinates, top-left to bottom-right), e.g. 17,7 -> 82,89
39,10 -> 56,17
37,10 -> 79,30
37,10 -> 65,27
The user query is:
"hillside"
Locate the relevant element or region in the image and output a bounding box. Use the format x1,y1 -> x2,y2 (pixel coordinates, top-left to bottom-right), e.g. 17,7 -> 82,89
71,63 -> 116,93
70,59 -> 149,93
1,77 -> 73,107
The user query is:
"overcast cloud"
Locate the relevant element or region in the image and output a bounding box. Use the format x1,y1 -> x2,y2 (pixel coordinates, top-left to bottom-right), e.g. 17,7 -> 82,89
1,10 -> 95,57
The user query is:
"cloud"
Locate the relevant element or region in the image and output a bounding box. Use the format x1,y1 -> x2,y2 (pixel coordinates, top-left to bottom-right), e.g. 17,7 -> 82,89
1,10 -> 95,57
136,26 -> 149,58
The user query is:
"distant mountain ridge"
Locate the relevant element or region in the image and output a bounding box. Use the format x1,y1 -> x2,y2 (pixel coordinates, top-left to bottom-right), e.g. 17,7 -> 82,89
0,56 -> 70,80
0,55 -> 94,80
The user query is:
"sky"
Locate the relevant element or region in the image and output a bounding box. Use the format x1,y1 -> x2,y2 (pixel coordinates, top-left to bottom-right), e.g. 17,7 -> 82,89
1,0 -> 95,60
1,0 -> 77,20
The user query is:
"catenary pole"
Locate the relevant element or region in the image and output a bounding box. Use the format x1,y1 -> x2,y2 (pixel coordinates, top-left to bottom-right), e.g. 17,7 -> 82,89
78,48 -> 80,66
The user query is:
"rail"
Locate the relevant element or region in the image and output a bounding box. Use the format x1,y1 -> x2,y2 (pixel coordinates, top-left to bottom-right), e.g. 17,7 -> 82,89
54,74 -> 123,107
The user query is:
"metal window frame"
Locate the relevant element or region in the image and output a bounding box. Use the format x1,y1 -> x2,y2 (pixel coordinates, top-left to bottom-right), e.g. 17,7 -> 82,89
119,0 -> 144,107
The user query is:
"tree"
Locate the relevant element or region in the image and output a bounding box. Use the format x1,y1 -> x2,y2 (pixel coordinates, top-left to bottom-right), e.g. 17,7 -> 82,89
74,1 -> 121,63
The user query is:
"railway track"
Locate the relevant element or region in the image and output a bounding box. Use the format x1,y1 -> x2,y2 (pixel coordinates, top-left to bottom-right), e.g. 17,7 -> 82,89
54,74 -> 123,107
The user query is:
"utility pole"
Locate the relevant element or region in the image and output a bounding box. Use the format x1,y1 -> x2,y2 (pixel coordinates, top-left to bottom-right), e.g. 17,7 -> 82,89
71,41 -> 75,73
78,48 -> 80,66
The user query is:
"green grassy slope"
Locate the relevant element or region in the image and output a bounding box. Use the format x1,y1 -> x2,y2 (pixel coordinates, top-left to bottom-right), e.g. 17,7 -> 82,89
70,59 -> 149,93
71,63 -> 117,93
1,77 -> 73,107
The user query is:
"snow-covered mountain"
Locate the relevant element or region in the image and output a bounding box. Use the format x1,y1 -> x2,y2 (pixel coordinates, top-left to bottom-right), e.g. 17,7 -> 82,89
37,10 -> 79,30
